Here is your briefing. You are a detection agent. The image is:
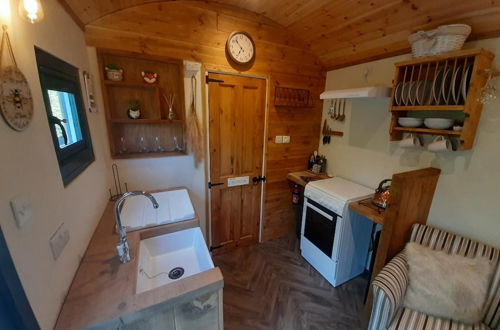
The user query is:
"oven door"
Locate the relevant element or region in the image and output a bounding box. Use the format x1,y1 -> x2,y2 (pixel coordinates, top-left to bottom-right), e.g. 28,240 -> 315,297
301,198 -> 340,258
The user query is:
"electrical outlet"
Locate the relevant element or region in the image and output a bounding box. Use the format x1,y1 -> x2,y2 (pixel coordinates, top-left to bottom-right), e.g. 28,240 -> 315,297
10,194 -> 33,229
275,136 -> 283,144
282,136 -> 291,144
50,223 -> 70,260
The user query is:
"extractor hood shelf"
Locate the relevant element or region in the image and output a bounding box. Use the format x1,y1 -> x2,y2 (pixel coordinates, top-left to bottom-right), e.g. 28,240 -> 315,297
320,87 -> 391,99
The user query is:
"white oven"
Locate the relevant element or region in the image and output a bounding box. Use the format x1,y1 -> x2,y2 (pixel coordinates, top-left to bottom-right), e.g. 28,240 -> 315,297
300,177 -> 374,287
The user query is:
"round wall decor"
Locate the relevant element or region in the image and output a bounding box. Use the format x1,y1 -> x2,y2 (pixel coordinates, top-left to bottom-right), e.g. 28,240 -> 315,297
0,66 -> 33,131
0,26 -> 34,131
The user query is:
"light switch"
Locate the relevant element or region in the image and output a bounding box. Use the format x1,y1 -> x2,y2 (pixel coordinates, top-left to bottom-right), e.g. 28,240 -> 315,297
10,194 -> 33,229
50,223 -> 70,260
283,136 -> 291,144
275,136 -> 283,144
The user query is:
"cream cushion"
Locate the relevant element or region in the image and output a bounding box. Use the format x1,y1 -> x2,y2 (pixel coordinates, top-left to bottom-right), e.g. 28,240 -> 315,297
403,242 -> 494,324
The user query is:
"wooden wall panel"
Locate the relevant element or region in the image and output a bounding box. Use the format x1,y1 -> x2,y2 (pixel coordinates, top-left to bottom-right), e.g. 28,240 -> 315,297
262,73 -> 323,240
84,1 -> 325,241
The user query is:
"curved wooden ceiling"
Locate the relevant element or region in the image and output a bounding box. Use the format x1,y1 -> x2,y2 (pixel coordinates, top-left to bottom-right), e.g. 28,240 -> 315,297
59,0 -> 500,69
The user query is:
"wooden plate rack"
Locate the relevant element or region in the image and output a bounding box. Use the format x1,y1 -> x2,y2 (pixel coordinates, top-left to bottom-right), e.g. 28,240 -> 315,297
389,48 -> 494,150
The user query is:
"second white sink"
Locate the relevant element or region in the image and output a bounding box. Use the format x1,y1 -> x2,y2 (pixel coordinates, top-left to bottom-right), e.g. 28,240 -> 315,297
121,189 -> 196,231
136,227 -> 214,294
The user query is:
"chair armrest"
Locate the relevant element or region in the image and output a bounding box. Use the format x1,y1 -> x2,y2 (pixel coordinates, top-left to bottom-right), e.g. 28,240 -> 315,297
368,252 -> 409,330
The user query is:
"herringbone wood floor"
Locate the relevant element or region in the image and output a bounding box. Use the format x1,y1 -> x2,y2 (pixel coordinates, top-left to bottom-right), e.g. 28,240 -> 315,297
213,236 -> 368,330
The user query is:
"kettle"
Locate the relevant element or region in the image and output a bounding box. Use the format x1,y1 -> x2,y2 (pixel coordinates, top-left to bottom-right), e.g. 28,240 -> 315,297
372,179 -> 392,209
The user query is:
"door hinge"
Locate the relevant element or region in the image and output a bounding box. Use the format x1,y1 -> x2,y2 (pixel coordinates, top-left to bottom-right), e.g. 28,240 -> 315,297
206,76 -> 224,84
209,245 -> 223,252
208,181 -> 224,189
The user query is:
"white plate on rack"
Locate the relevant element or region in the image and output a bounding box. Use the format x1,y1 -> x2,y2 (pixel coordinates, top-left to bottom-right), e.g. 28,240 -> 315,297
401,82 -> 411,106
440,67 -> 453,105
394,82 -> 403,106
408,81 -> 418,105
432,69 -> 444,105
416,81 -> 433,105
451,65 -> 464,104
461,64 -> 473,103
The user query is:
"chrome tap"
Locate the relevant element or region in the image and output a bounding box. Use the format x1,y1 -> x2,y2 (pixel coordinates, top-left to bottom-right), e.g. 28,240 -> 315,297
114,191 -> 159,263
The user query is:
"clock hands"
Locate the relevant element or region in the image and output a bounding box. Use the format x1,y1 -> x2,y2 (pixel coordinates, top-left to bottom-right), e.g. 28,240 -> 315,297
235,39 -> 245,53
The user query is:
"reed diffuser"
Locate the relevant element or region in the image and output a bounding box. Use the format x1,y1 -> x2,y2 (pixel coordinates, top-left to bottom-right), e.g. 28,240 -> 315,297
162,92 -> 176,120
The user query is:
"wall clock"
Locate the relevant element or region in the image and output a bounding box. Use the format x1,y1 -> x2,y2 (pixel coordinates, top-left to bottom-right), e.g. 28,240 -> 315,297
226,31 -> 255,65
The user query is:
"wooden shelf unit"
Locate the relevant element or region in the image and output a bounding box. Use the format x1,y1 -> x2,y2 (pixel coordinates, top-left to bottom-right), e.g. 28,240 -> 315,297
389,48 -> 494,150
97,50 -> 186,159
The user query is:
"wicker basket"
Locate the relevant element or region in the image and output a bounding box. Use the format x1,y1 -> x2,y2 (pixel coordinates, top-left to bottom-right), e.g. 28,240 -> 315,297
408,24 -> 471,58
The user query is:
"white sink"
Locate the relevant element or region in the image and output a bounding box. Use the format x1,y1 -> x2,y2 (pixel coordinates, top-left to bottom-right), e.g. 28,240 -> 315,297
121,189 -> 196,231
136,227 -> 214,294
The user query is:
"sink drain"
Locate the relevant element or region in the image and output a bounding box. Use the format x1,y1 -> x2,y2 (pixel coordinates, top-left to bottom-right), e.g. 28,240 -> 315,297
168,267 -> 185,280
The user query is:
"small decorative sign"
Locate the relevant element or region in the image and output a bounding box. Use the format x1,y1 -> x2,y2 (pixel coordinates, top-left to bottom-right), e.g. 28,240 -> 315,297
227,176 -> 250,187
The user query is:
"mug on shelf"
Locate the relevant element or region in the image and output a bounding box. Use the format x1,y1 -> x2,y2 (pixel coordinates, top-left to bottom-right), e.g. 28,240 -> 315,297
399,133 -> 422,148
428,135 -> 453,152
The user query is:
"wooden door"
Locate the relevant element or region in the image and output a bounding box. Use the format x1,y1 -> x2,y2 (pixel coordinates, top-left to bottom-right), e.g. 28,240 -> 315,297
208,73 -> 266,253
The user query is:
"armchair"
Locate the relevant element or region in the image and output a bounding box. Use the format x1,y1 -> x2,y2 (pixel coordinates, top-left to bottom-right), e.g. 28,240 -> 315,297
368,224 -> 499,330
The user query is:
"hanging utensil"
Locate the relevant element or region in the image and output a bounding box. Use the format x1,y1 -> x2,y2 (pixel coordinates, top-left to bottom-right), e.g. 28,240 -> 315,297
331,99 -> 337,119
328,99 -> 334,117
339,99 -> 346,122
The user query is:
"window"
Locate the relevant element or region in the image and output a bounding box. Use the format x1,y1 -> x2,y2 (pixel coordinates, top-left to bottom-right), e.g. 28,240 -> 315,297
35,47 -> 94,186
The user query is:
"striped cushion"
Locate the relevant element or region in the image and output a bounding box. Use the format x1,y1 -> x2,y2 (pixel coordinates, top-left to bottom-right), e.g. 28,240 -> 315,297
410,224 -> 500,329
369,253 -> 409,330
388,308 -> 491,330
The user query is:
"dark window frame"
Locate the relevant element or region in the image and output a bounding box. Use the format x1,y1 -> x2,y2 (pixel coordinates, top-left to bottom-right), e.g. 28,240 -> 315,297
35,47 -> 94,186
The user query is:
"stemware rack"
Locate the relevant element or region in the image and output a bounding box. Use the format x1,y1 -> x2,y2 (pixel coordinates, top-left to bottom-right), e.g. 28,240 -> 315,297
389,48 -> 494,150
274,86 -> 314,108
97,49 -> 186,159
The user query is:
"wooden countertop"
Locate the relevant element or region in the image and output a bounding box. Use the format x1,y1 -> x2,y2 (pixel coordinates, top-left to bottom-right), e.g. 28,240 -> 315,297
55,188 -> 223,330
349,198 -> 384,225
287,170 -> 330,186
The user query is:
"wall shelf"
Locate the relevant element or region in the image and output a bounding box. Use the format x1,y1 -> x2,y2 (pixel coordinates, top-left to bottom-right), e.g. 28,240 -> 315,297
97,49 -> 186,159
113,151 -> 187,159
388,48 -> 494,150
392,127 -> 461,136
103,80 -> 161,89
391,105 -> 465,111
110,119 -> 184,124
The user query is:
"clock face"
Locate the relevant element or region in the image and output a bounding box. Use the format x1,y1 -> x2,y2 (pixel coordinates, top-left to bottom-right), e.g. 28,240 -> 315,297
0,66 -> 33,131
227,32 -> 255,64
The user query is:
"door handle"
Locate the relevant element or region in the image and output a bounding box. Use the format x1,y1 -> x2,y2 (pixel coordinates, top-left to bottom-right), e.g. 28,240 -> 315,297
252,176 -> 266,184
208,182 -> 224,189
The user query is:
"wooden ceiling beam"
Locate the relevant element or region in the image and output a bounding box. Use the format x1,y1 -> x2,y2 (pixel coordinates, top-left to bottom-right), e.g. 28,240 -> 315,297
58,0 -> 500,70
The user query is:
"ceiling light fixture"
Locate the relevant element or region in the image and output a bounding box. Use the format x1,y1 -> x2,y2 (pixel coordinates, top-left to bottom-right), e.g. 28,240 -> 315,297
19,0 -> 44,24
0,0 -> 12,25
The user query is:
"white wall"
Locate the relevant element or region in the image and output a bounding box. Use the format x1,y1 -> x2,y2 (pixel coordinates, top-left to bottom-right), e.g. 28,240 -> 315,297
87,48 -> 208,237
320,38 -> 500,248
0,0 -> 110,329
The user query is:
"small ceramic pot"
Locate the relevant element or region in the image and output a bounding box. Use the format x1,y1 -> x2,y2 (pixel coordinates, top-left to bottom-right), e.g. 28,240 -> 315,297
105,68 -> 123,81
127,108 -> 140,119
